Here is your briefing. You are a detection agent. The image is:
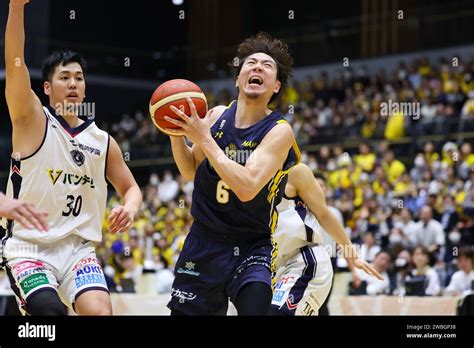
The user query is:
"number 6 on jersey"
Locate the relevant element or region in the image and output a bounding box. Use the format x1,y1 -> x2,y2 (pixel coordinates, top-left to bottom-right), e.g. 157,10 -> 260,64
216,180 -> 230,204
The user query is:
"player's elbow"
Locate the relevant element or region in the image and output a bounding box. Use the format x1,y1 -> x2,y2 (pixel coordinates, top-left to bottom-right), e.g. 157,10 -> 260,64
235,187 -> 257,202
179,168 -> 195,182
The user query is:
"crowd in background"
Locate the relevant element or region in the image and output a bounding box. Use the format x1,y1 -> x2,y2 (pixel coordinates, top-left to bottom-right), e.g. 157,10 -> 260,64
103,54 -> 474,157
95,54 -> 474,298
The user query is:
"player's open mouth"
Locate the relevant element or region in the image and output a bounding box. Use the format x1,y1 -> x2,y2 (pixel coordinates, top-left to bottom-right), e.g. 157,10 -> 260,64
248,76 -> 264,86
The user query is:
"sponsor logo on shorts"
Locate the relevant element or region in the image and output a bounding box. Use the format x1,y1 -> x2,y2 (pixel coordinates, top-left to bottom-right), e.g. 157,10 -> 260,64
13,261 -> 44,274
74,274 -> 107,288
20,273 -> 49,295
177,261 -> 200,277
72,257 -> 100,271
75,265 -> 103,277
301,301 -> 317,316
171,288 -> 196,302
272,290 -> 285,302
17,266 -> 46,282
274,275 -> 297,290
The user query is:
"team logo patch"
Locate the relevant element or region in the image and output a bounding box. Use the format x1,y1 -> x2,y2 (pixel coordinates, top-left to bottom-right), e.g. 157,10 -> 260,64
70,150 -> 85,166
286,294 -> 298,310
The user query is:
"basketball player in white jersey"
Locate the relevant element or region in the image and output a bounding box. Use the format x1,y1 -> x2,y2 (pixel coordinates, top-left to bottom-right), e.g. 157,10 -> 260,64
271,163 -> 383,315
0,192 -> 48,231
1,0 -> 142,315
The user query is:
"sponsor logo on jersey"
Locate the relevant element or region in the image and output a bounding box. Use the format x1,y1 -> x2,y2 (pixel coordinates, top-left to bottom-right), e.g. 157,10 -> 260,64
69,139 -> 101,156
47,169 -> 95,188
241,140 -> 258,148
224,143 -> 253,165
214,131 -> 224,139
48,170 -> 64,185
70,150 -> 85,167
177,261 -> 200,277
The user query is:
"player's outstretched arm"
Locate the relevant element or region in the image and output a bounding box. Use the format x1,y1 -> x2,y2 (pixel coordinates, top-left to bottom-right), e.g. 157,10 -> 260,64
0,192 -> 48,231
167,105 -> 226,181
106,137 -> 143,234
5,0 -> 43,124
291,163 -> 384,281
165,98 -> 293,201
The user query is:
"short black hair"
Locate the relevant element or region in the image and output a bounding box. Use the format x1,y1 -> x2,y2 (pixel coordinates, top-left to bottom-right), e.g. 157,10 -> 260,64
230,32 -> 294,104
41,50 -> 87,82
458,245 -> 474,260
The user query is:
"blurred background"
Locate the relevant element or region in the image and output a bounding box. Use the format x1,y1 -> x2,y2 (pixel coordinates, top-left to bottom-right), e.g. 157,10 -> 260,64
1,0 -> 474,314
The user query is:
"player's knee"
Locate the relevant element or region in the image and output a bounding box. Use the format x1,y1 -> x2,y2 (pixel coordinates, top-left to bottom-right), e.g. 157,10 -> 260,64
76,300 -> 112,315
74,292 -> 113,316
235,282 -> 272,315
84,306 -> 112,316
26,290 -> 67,316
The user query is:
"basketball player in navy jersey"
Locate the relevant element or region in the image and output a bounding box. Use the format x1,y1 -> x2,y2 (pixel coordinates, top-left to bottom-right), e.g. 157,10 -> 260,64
2,0 -> 142,315
164,33 -> 299,315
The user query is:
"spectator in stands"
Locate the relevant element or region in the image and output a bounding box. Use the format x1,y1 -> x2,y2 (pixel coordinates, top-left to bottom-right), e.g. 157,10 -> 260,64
393,208 -> 418,244
410,206 -> 445,254
388,227 -> 410,249
355,142 -> 376,173
158,170 -> 179,203
404,246 -> 441,296
392,249 -> 413,296
445,246 -> 474,296
360,231 -> 381,262
458,143 -> 474,180
382,150 -> 406,184
440,195 -> 459,233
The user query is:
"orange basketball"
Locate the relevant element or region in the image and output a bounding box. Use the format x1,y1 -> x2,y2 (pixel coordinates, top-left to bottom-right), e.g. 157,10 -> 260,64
149,79 -> 208,135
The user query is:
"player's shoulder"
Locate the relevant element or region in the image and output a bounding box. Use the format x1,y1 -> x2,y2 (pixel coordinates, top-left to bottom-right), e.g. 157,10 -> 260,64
262,120 -> 293,145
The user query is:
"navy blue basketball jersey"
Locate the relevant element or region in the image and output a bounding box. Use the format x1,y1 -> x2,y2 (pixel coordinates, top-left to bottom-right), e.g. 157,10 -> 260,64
191,101 -> 301,242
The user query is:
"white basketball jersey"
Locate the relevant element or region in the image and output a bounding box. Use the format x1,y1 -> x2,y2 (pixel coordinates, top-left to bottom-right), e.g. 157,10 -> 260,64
274,195 -> 324,269
3,106 -> 109,243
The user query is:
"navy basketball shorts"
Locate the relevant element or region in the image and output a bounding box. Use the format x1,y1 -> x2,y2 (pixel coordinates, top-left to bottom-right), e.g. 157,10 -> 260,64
167,230 -> 273,315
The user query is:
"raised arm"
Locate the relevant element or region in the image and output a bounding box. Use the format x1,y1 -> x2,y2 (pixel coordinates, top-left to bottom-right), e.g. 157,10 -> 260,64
168,105 -> 227,181
290,163 -> 384,280
5,0 -> 46,159
5,0 -> 43,122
